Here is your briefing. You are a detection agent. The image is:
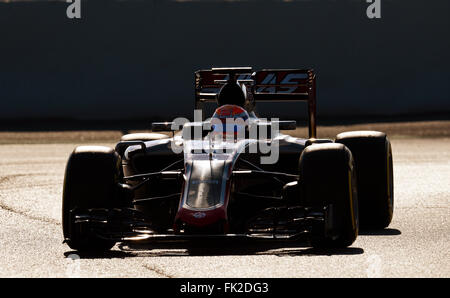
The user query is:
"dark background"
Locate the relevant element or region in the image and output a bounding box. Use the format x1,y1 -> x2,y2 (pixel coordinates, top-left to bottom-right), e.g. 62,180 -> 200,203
0,0 -> 449,124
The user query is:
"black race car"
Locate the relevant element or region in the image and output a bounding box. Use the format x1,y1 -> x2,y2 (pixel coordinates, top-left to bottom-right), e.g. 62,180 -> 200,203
62,67 -> 394,252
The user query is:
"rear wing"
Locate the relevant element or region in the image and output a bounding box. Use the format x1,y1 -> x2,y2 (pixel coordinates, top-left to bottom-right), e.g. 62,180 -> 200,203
194,68 -> 317,138
253,69 -> 317,138
194,67 -> 253,108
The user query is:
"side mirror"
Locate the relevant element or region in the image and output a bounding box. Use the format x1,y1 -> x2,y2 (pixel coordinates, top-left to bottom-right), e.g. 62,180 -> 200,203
151,122 -> 175,132
274,120 -> 297,130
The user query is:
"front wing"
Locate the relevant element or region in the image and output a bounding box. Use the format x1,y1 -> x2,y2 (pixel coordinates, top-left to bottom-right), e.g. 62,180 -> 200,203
65,204 -> 335,243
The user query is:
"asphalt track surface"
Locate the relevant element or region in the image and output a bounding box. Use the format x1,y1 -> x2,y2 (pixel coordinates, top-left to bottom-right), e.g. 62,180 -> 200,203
0,125 -> 449,277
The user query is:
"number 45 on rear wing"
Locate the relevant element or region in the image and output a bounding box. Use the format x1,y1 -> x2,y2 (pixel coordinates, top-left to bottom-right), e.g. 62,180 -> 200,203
194,68 -> 317,138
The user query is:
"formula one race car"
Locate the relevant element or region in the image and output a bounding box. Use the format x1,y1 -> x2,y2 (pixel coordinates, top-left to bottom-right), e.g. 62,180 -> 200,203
62,67 -> 394,252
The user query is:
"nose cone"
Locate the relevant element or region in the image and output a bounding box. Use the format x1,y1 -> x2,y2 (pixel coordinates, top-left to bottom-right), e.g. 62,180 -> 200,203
174,159 -> 231,232
175,206 -> 227,228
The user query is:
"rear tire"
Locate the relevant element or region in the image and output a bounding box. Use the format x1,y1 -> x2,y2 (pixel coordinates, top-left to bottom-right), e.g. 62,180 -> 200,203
62,146 -> 121,252
299,143 -> 359,248
336,131 -> 394,228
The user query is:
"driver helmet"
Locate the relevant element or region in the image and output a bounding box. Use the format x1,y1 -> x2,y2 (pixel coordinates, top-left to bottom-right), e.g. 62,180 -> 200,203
211,105 -> 249,140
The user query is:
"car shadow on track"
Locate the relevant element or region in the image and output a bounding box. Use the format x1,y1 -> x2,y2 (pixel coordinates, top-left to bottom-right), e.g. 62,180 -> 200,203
63,228 -> 402,259
358,228 -> 401,236
64,240 -> 365,259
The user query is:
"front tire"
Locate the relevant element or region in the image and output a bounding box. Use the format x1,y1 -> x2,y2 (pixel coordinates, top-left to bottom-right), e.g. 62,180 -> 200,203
62,146 -> 121,252
299,143 -> 359,248
336,131 -> 394,228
